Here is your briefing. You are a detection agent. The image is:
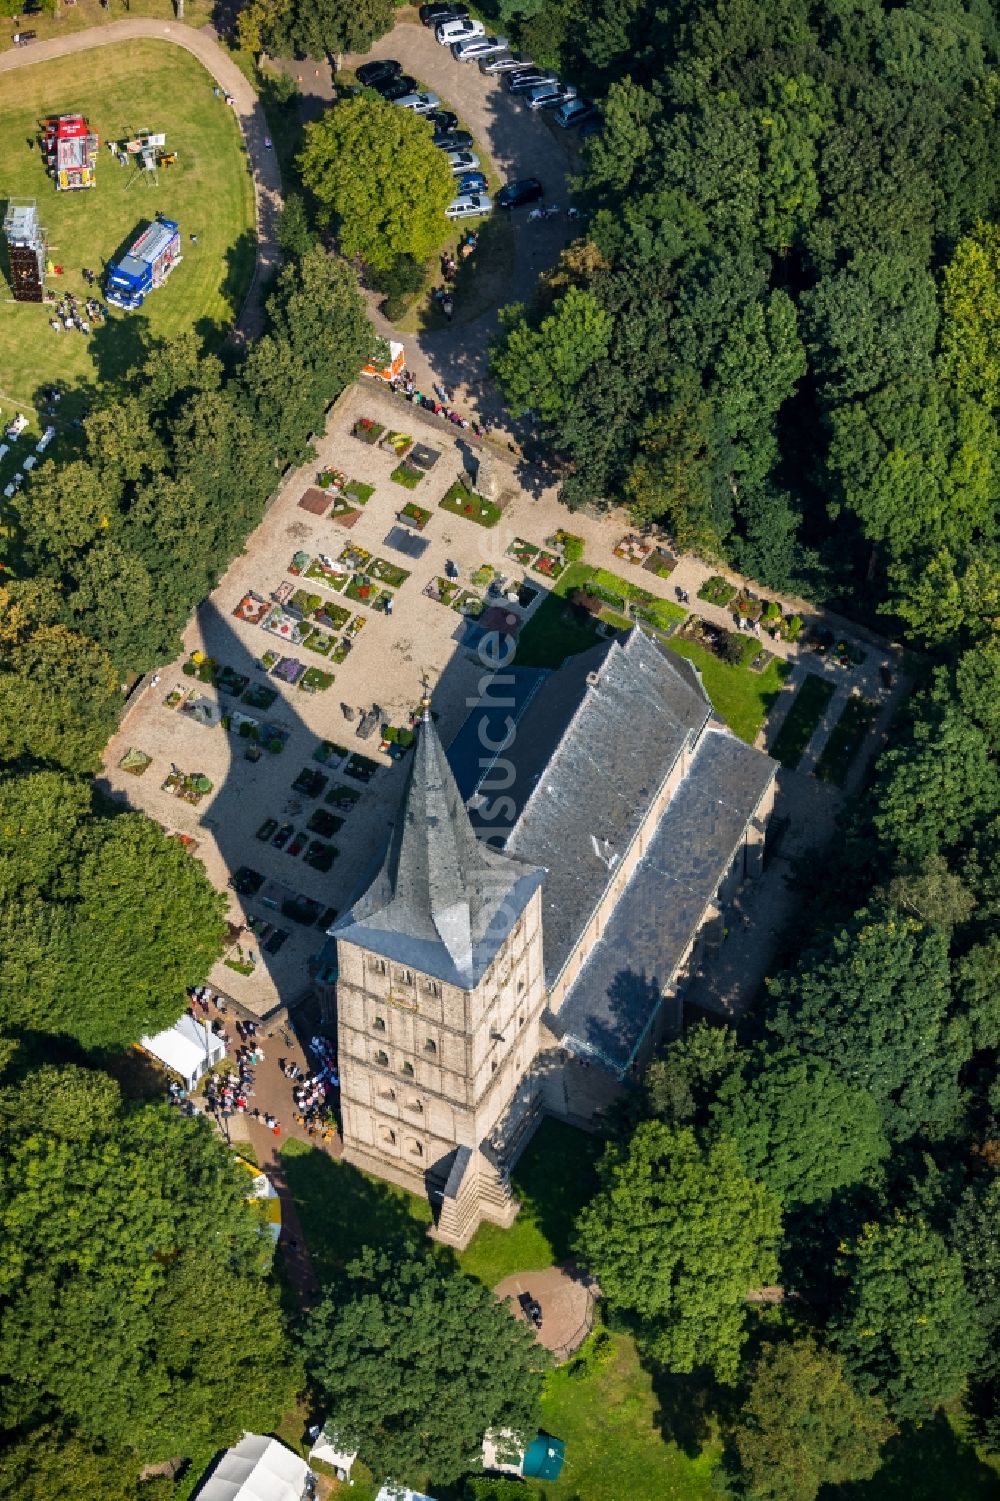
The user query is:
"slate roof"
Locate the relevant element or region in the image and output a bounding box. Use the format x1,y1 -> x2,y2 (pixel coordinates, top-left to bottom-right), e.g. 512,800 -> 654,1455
551,727 -> 776,1074
332,708 -> 543,989
453,629 -> 714,986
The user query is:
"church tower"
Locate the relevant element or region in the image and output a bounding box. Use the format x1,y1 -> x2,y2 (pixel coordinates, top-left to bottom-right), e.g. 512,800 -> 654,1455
331,692 -> 547,1247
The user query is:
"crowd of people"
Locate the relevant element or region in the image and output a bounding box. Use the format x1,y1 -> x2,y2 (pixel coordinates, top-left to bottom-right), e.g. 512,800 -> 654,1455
46,286 -> 106,336
388,367 -> 485,437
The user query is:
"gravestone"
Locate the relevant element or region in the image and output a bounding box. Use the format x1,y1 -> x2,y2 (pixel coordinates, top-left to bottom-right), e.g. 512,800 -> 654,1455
474,451 -> 501,502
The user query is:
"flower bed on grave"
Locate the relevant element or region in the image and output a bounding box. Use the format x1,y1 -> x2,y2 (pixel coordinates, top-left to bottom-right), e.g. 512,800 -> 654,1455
344,478 -> 374,505
453,590 -> 485,617
328,495 -> 359,521
471,563 -> 494,589
119,747 -> 152,776
507,537 -> 539,567
344,752 -> 380,782
163,687 -> 185,709
547,529 -> 585,562
353,417 -> 384,444
698,575 -> 738,608
325,783 -> 361,809
370,557 -> 411,588
339,543 -> 371,570
272,657 -> 305,685
308,808 -> 343,837
288,551 -> 310,577
345,575 -> 377,605
440,479 -> 501,528
313,740 -> 349,766
262,606 -> 307,644
381,430 -> 413,457
345,615 -> 366,639
217,665 -> 250,697
391,461 -> 423,489
300,667 -> 335,693
290,588 -> 323,616
304,558 -> 349,589
331,637 -> 353,664
233,591 -> 269,624
533,550 -> 565,580
182,652 -> 217,684
318,468 -> 346,493
162,770 -> 213,804
400,501 -> 431,530
303,629 -> 334,657
305,840 -> 338,872
313,601 -> 351,632
424,576 -> 460,605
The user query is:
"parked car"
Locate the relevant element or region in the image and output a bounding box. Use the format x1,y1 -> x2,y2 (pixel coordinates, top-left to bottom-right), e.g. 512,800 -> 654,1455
553,98 -> 598,128
523,81 -> 577,109
479,51 -> 533,74
433,128 -> 474,151
12,29 -> 36,44
436,15 -> 484,44
451,34 -> 508,61
419,2 -> 468,25
506,68 -> 558,93
446,149 -> 481,173
445,192 -> 493,219
456,170 -> 489,194
534,86 -> 581,112
495,177 -> 544,208
356,59 -> 401,87
394,91 -> 441,114
373,73 -> 418,100
427,109 -> 458,132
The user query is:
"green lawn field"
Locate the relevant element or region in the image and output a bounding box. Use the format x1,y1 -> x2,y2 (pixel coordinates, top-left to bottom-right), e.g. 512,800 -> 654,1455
0,40 -> 255,414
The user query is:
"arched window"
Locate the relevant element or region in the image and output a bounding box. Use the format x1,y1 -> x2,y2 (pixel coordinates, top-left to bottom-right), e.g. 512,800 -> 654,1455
401,1061 -> 415,1078
374,1049 -> 389,1067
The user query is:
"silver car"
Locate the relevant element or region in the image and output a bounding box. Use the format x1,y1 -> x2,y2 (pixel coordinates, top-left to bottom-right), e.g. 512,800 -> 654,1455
451,34 -> 508,61
444,192 -> 493,219
436,15 -> 484,43
523,81 -> 577,110
393,91 -> 441,114
446,149 -> 481,173
479,51 -> 533,74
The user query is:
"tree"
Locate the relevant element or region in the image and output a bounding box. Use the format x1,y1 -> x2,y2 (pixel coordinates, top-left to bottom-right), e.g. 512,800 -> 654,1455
0,1066 -> 300,1459
710,1051 -> 890,1209
767,906 -> 966,1141
940,223 -> 1000,409
574,1123 -> 781,1381
726,1338 -> 894,1501
830,1215 -> 982,1421
0,584 -> 119,774
0,771 -> 227,1048
645,1020 -> 741,1127
491,288 -> 614,424
0,1426 -> 141,1501
303,1250 -> 546,1486
887,853 -> 976,928
299,98 -> 454,271
276,192 -> 315,258
803,250 -> 938,403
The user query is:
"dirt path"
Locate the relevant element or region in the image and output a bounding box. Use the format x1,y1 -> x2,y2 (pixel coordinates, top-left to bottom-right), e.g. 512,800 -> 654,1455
0,20 -> 283,336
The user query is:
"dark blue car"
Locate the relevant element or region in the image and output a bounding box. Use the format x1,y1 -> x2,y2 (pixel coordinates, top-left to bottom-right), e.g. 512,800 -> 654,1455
457,170 -> 488,195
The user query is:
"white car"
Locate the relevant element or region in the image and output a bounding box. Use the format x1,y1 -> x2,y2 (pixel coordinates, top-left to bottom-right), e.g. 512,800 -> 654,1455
445,192 -> 492,219
451,34 -> 508,61
436,15 -> 484,43
446,149 -> 481,173
394,91 -> 441,113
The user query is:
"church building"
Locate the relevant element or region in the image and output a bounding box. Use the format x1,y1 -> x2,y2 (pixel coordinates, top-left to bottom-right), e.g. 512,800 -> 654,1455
331,628 -> 776,1246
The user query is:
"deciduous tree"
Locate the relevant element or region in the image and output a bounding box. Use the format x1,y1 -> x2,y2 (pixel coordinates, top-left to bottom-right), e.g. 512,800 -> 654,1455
303,1250 -> 546,1486
574,1123 -> 781,1381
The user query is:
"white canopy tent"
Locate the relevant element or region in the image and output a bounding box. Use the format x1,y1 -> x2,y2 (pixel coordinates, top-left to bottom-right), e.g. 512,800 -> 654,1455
307,1426 -> 358,1481
375,1488 -> 436,1501
195,1434 -> 312,1501
140,1013 -> 224,1090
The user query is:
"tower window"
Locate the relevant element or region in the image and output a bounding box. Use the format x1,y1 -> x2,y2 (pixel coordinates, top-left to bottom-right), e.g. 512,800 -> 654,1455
422,978 -> 442,999
401,1061 -> 415,1078
408,1098 -> 423,1113
424,1038 -> 437,1055
380,1127 -> 396,1147
372,1016 -> 386,1032
409,1139 -> 424,1158
369,957 -> 387,976
395,967 -> 414,986
373,1049 -> 389,1067
379,1086 -> 396,1103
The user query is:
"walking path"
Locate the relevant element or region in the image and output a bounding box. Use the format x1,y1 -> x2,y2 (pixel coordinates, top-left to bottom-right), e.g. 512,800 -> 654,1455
0,20 -> 283,336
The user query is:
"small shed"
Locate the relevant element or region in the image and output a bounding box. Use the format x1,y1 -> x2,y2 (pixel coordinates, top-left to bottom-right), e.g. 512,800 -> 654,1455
139,1014 -> 223,1090
194,1434 -> 313,1501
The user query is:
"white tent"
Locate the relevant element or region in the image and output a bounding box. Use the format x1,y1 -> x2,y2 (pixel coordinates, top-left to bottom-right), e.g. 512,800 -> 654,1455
308,1426 -> 357,1481
375,1488 -> 436,1501
195,1434 -> 312,1501
140,1013 -> 224,1090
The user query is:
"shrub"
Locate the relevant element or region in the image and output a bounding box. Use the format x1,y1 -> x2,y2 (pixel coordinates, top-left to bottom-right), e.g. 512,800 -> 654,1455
369,252 -> 426,299
571,588 -> 603,616
563,535 -> 585,562
719,630 -> 746,665
381,294 -> 410,322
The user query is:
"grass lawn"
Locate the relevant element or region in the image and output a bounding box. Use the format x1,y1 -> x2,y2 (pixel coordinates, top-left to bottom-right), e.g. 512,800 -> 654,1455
439,479 -> 502,527
0,41 -> 255,411
540,1331 -> 721,1501
769,672 -> 836,769
514,561 -> 603,669
665,636 -> 792,744
458,1119 -> 603,1287
815,695 -> 878,785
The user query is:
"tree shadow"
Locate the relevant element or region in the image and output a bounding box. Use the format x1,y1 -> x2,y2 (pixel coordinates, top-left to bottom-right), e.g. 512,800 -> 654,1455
504,1116 -> 602,1263
828,1410 -> 1000,1500
647,1360 -> 737,1459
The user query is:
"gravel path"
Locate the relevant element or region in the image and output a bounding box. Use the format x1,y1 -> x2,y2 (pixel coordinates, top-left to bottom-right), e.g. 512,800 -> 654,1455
0,20 -> 283,336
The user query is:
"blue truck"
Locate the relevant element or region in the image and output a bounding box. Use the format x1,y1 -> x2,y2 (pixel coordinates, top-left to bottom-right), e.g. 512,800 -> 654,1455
105,216 -> 181,310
